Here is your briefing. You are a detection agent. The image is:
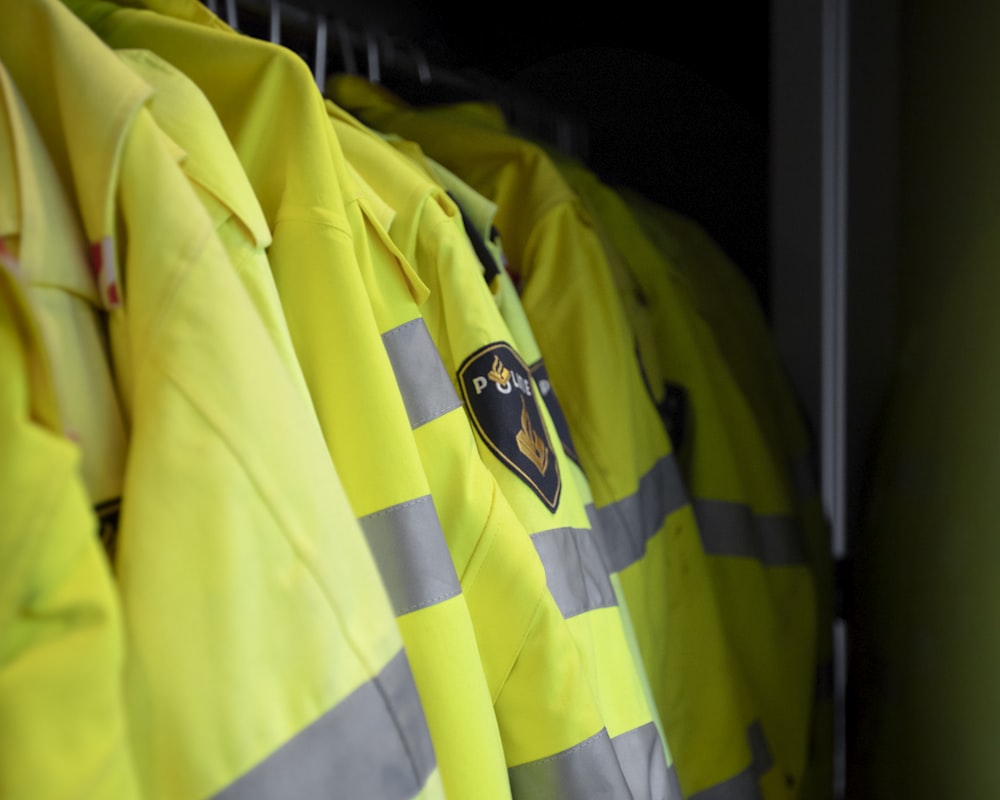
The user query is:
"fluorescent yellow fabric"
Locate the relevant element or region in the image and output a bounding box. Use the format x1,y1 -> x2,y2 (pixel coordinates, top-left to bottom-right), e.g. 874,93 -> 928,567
113,46 -> 311,402
328,75 -> 762,800
0,63 -> 140,800
414,146 -> 681,798
329,100 -> 671,799
108,40 -> 495,799
2,3 -> 440,798
0,51 -> 128,539
63,3 -> 498,797
622,193 -> 834,800
328,136 -> 512,800
557,158 -> 818,800
326,103 -> 646,799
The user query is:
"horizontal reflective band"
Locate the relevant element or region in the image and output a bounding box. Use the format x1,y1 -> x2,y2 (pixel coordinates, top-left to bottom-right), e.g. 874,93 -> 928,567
747,721 -> 773,778
610,723 -> 677,800
590,455 -> 689,573
382,318 -> 462,429
531,525 -> 618,618
666,765 -> 683,800
214,650 -> 436,800
694,500 -> 808,566
359,495 -> 461,616
508,728 -> 633,800
687,767 -> 762,800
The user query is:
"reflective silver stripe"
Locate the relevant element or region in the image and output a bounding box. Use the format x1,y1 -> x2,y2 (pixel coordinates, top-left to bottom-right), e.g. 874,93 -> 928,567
688,767 -> 763,800
382,318 -> 462,429
591,454 -> 689,573
610,723 -> 676,800
790,453 -> 818,499
214,650 -> 436,800
746,721 -> 773,778
694,500 -> 808,566
666,765 -> 683,800
531,525 -> 617,618
508,728 -> 633,800
359,495 -> 461,616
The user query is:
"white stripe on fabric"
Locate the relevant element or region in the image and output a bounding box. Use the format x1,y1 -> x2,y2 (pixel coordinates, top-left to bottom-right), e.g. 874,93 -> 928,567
531,525 -> 618,618
359,495 -> 461,616
213,650 -> 436,799
508,728 -> 633,800
610,723 -> 677,800
590,455 -> 690,574
382,318 -> 462,429
694,500 -> 808,566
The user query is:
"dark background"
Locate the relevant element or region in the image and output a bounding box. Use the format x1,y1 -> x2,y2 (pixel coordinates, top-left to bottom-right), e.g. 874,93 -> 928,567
280,0 -> 772,308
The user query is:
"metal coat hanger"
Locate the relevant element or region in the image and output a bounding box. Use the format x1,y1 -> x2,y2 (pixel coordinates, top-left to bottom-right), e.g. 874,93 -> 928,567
268,0 -> 281,44
314,14 -> 328,89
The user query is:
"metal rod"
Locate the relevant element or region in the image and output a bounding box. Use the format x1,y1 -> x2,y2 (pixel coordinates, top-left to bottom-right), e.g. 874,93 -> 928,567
314,15 -> 328,89
821,0 -> 850,796
269,0 -> 281,44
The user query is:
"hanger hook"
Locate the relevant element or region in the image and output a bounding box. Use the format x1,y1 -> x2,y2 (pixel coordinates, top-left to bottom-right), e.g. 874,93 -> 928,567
269,0 -> 281,44
314,14 -> 328,89
413,46 -> 432,85
366,29 -> 381,83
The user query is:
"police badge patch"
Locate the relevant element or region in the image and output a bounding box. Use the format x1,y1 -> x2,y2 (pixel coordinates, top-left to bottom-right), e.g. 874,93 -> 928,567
458,343 -> 561,511
529,360 -> 583,470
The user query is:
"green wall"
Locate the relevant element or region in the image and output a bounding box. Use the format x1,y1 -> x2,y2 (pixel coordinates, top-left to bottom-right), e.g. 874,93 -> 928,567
851,2 -> 1000,796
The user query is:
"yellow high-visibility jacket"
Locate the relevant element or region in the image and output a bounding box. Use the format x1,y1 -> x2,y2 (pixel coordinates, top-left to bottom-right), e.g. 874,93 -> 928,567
552,157 -> 818,800
621,192 -> 834,800
106,38 -> 502,800
412,145 -> 684,800
1,3 -> 441,798
0,61 -> 140,800
329,99 -> 672,800
329,74 -> 764,800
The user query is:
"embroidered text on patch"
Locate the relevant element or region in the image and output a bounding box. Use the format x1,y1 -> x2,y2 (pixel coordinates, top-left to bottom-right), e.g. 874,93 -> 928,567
458,343 -> 561,510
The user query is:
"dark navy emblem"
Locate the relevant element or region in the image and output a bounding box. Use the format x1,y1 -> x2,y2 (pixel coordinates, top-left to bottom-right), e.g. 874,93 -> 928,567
529,360 -> 583,470
458,343 -> 561,510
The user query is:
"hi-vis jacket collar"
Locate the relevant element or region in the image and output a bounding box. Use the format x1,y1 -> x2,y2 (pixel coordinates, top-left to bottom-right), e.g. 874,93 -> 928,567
0,60 -> 102,309
0,0 -> 158,310
328,74 -> 510,133
115,48 -> 271,250
341,156 -> 434,309
111,0 -> 232,30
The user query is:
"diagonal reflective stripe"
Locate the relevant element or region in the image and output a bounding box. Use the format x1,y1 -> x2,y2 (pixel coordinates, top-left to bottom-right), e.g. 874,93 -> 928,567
591,454 -> 689,573
359,495 -> 461,616
508,728 -> 633,800
214,650 -> 436,800
382,318 -> 462,429
687,767 -> 763,800
531,525 -> 617,618
746,721 -> 774,778
694,500 -> 808,566
610,723 -> 676,800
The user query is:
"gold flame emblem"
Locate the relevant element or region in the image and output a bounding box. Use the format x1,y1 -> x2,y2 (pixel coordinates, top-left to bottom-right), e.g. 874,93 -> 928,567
488,354 -> 511,388
516,397 -> 549,475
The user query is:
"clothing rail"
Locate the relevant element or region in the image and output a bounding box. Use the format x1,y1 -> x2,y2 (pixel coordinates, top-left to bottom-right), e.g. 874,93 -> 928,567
202,0 -> 590,161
